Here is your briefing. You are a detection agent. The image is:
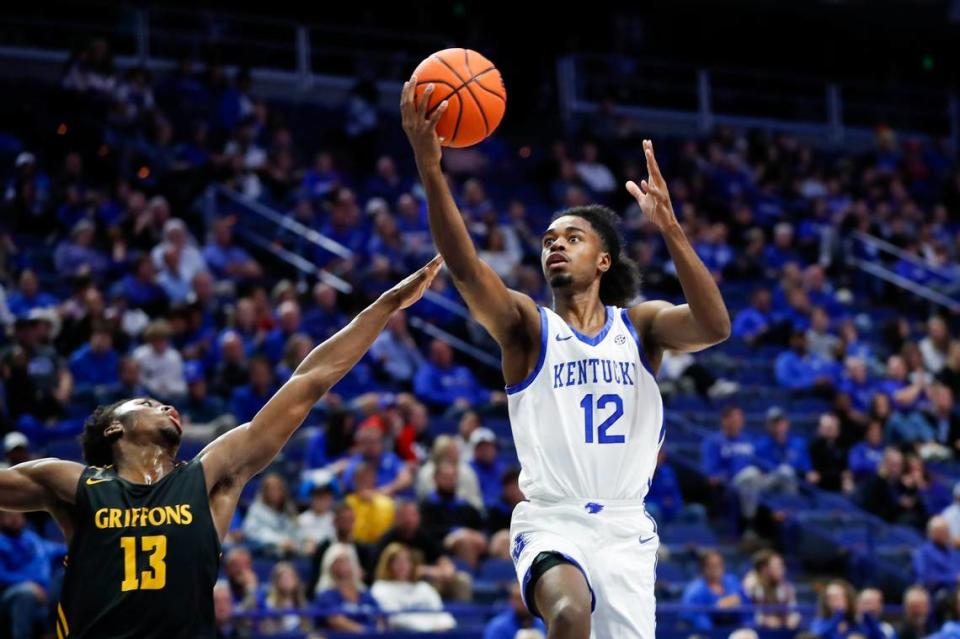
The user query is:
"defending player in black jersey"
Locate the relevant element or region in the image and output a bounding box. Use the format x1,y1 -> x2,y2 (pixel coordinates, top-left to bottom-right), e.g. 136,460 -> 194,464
0,256 -> 442,639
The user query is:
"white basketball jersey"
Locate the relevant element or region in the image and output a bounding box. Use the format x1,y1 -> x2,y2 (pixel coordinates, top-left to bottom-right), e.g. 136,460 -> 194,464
506,305 -> 663,503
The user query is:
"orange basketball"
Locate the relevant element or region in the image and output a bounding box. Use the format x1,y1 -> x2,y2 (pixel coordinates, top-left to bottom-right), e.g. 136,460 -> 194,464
412,48 -> 506,148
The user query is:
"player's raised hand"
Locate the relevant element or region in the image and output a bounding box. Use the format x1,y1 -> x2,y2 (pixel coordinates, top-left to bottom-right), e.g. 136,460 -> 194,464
626,139 -> 680,232
382,255 -> 444,310
401,74 -> 448,167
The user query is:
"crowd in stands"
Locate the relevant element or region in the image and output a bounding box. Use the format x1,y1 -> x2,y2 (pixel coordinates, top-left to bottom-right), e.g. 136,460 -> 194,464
0,35 -> 959,638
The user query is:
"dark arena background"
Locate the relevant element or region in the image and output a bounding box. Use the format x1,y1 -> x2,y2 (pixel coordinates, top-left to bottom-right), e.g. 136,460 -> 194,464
0,1 -> 958,638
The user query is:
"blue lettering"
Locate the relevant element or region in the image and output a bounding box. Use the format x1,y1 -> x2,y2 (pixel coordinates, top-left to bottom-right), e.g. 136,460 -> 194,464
619,362 -> 634,385
577,360 -> 587,385
589,359 -> 600,383
553,364 -> 564,388
566,362 -> 576,386
613,361 -> 622,384
601,361 -> 613,383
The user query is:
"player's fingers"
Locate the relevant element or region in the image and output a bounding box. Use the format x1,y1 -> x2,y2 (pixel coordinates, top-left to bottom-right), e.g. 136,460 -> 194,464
428,101 -> 448,128
646,142 -> 666,186
639,179 -> 651,194
417,84 -> 435,117
625,180 -> 643,199
400,80 -> 410,108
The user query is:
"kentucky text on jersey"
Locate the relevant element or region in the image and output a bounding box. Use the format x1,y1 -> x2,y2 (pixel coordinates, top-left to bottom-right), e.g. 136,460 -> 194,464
552,358 -> 638,389
94,504 -> 193,529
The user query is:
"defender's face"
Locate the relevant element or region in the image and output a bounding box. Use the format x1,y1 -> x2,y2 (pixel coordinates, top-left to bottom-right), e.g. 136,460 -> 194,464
112,397 -> 183,442
541,216 -> 609,292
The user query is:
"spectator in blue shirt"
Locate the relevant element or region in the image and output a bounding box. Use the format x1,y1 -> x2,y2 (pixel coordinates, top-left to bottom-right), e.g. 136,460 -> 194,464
341,424 -> 412,496
414,340 -> 504,413
732,288 -> 774,345
6,270 -> 58,316
680,550 -> 750,631
117,254 -> 169,317
483,582 -> 547,639
314,542 -> 382,633
365,155 -> 412,204
202,217 -> 262,282
914,515 -> 960,595
303,283 -> 347,343
69,323 -> 120,403
469,428 -> 506,510
775,331 -> 839,392
754,407 -> 813,479
54,219 -> 108,280
262,300 -> 303,364
300,151 -> 343,202
838,357 -> 877,415
763,222 -> 802,272
701,406 -> 756,483
849,420 -> 887,481
229,356 -> 275,423
0,511 -> 58,639
370,311 -> 423,391
810,579 -> 859,639
647,449 -> 707,524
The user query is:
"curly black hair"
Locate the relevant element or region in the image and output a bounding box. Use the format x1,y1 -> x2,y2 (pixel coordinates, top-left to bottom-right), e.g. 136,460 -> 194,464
552,205 -> 641,307
80,400 -> 128,466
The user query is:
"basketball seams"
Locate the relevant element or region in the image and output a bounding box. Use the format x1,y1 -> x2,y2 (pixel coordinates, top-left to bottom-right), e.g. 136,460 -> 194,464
417,49 -> 505,146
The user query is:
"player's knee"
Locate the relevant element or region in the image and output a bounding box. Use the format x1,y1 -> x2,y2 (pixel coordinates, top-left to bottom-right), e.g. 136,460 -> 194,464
544,594 -> 591,632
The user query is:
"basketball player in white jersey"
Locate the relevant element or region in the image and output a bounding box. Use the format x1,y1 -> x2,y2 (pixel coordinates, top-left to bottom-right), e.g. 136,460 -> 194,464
402,79 -> 730,638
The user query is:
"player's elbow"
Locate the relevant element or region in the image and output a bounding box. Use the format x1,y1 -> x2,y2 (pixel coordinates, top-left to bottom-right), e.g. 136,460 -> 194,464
705,310 -> 732,344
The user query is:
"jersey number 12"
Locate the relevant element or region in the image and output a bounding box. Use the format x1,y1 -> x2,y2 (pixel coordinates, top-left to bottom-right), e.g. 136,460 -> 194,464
581,393 -> 625,444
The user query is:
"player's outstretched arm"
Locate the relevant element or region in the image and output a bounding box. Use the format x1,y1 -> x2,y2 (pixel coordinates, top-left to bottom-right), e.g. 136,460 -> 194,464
198,257 -> 443,487
400,77 -> 539,352
626,140 -> 731,357
0,459 -> 83,512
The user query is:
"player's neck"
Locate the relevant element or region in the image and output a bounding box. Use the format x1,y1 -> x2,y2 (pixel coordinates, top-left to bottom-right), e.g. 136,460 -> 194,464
553,289 -> 607,334
114,444 -> 179,485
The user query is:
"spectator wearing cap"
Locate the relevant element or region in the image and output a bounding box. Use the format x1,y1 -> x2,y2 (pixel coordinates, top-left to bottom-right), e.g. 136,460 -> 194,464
370,311 -> 423,391
1,315 -> 71,421
229,356 -> 276,424
755,407 -> 814,482
68,323 -> 120,405
54,219 -> 108,280
6,270 -> 57,317
913,515 -> 960,594
469,428 -> 505,510
341,424 -> 412,496
132,319 -> 186,402
0,433 -> 30,470
414,340 -> 505,414
179,361 -> 233,442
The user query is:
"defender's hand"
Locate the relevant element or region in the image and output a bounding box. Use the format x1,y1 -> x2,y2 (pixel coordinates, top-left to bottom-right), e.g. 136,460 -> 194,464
381,255 -> 444,311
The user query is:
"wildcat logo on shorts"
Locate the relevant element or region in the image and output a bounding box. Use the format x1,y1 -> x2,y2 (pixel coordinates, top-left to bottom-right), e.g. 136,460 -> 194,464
584,502 -> 604,514
511,532 -> 527,563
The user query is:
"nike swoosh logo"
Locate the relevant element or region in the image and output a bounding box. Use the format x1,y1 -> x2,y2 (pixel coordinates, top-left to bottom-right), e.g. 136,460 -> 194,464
639,535 -> 656,544
556,334 -> 573,341
86,478 -> 112,485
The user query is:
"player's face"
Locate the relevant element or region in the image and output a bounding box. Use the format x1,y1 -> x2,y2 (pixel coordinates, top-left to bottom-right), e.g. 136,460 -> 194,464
541,216 -> 609,293
112,397 -> 183,445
